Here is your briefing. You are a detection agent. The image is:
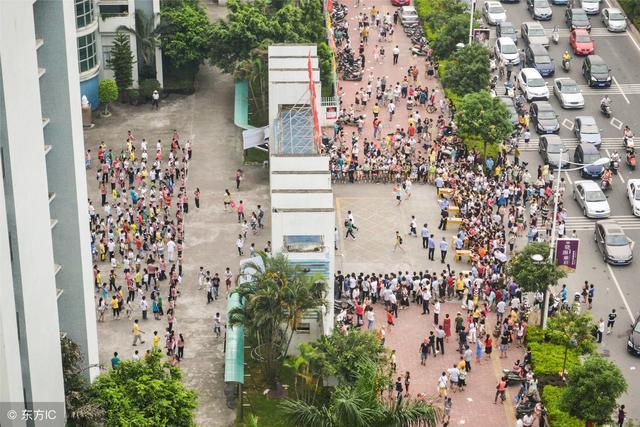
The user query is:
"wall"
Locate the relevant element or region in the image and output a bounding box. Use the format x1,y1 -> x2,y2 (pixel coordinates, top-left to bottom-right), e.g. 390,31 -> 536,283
80,73 -> 100,111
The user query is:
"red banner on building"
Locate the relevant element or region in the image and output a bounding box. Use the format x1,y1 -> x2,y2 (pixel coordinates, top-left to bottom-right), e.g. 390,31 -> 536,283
308,52 -> 321,150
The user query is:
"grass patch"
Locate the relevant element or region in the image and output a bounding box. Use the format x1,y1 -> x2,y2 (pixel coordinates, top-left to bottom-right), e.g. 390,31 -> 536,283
244,148 -> 269,164
237,392 -> 288,427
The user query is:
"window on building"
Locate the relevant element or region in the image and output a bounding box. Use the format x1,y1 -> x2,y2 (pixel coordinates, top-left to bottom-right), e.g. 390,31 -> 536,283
102,46 -> 112,69
99,4 -> 129,17
283,235 -> 324,253
294,322 -> 311,334
75,0 -> 95,28
78,33 -> 98,73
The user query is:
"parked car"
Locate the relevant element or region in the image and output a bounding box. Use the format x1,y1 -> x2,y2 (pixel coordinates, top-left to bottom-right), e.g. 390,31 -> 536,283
565,8 -> 592,31
497,21 -> 518,44
595,221 -> 633,265
602,8 -> 627,32
551,0 -> 568,5
575,116 -> 602,147
530,101 -> 559,134
517,68 -> 549,101
574,144 -> 606,178
573,180 -> 610,218
399,6 -> 419,26
628,315 -> 640,356
580,0 -> 600,15
627,179 -> 640,217
569,28 -> 594,55
553,78 -> 585,109
498,96 -> 519,126
391,0 -> 411,6
483,1 -> 507,25
495,37 -> 520,65
521,21 -> 549,47
538,134 -> 570,167
527,0 -> 552,20
524,43 -> 555,76
582,55 -> 611,87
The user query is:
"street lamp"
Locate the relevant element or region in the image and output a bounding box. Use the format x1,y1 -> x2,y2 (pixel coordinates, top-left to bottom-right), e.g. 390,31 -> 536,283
468,0 -> 476,44
540,151 -> 610,328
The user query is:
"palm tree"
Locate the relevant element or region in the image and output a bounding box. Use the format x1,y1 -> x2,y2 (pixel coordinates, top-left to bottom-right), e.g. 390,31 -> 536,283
117,10 -> 164,78
235,45 -> 270,125
280,361 -> 441,427
229,253 -> 327,386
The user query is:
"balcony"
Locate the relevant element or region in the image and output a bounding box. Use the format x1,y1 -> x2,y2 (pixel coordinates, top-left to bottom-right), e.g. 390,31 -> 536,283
98,3 -> 133,33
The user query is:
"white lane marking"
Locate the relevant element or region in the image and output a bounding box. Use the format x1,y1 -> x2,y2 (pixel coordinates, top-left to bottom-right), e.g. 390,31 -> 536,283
605,0 -> 640,53
611,117 -> 623,130
562,118 -> 574,131
564,170 -> 573,185
606,263 -> 635,322
612,75 -> 631,104
606,149 -> 625,184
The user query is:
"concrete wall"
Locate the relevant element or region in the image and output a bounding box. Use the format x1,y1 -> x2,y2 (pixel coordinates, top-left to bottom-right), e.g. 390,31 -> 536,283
36,0 -> 100,381
0,0 -> 65,405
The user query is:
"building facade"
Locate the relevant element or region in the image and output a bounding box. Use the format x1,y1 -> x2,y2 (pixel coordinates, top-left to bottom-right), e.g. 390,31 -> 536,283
268,45 -> 335,347
0,0 -> 99,420
77,0 -> 163,109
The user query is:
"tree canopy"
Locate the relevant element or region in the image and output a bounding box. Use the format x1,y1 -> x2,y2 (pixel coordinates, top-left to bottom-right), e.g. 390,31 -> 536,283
89,351 -> 197,427
560,354 -> 627,425
506,242 -> 567,294
455,90 -> 514,158
431,14 -> 469,59
160,2 -> 213,69
107,32 -> 135,94
442,43 -> 491,96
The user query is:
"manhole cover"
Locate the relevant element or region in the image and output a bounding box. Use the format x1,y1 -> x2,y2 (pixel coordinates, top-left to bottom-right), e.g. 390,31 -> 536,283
600,349 -> 611,358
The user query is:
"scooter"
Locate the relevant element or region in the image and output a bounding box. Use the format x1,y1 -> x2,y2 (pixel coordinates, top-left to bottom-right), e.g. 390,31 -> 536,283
601,177 -> 612,192
601,103 -> 612,118
552,30 -> 559,44
562,58 -> 571,72
611,158 -> 620,174
624,136 -> 634,150
627,149 -> 637,170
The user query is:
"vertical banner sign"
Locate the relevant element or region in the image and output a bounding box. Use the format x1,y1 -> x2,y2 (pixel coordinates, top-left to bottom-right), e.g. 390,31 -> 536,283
556,238 -> 579,270
308,53 -> 321,150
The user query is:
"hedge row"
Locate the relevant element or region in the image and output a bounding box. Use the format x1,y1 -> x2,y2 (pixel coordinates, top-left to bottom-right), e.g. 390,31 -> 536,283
542,386 -> 585,427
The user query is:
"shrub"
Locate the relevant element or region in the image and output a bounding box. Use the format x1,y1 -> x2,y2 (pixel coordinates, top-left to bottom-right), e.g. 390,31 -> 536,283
542,386 -> 584,427
127,89 -> 141,105
526,326 -> 595,355
98,79 -> 118,114
528,341 -> 580,388
139,79 -> 161,99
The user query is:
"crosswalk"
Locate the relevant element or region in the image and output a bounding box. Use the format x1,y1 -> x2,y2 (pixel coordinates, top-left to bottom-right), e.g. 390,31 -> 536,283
494,84 -> 640,97
565,215 -> 640,231
518,137 -> 622,151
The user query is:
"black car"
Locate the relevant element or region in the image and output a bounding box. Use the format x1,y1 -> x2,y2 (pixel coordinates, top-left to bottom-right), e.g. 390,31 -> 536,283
524,44 -> 555,76
497,21 -> 518,44
629,315 -> 640,356
538,135 -> 570,167
530,101 -> 560,134
582,55 -> 612,88
565,8 -> 592,31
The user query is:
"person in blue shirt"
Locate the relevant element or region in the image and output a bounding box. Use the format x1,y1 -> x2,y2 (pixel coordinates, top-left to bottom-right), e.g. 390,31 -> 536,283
439,237 -> 449,264
428,234 -> 436,261
560,284 -> 568,304
111,351 -> 121,369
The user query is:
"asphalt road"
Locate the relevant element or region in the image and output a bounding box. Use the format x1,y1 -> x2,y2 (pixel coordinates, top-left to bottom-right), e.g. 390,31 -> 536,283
481,0 -> 640,417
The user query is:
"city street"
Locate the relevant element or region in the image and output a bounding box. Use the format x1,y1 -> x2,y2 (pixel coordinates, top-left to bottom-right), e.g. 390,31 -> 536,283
482,0 -> 640,416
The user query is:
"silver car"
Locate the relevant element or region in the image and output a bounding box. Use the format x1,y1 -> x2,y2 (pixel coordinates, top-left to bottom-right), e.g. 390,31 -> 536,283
483,1 -> 507,26
595,221 -> 633,265
602,8 -> 627,32
553,78 -> 585,109
521,22 -> 549,47
580,0 -> 600,15
573,180 -> 610,218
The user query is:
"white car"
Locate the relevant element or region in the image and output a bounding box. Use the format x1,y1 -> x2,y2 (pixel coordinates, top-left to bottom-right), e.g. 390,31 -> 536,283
553,78 -> 585,109
580,0 -> 600,15
483,1 -> 507,26
573,180 -> 611,218
627,179 -> 640,216
517,68 -> 549,101
399,6 -> 419,26
494,37 -> 520,65
602,8 -> 627,32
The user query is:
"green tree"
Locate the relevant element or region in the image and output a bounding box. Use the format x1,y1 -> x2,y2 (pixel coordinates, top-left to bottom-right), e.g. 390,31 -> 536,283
89,351 -> 197,427
546,311 -> 595,376
229,253 -> 327,386
235,44 -> 270,125
118,10 -> 162,79
107,32 -> 135,96
441,43 -> 491,96
160,2 -> 213,69
280,360 -> 441,427
455,90 -> 513,159
98,79 -> 118,115
560,354 -> 627,426
423,0 -> 468,36
431,14 -> 469,59
61,336 -> 104,426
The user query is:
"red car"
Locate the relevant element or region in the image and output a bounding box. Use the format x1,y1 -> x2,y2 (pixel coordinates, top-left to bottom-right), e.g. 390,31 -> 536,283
391,0 -> 410,5
569,29 -> 594,55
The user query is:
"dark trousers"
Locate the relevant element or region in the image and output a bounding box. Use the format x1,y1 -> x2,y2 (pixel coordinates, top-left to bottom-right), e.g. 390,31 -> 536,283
422,300 -> 430,314
428,248 -> 435,260
393,54 -> 399,64
422,237 -> 428,249
195,198 -> 200,208
434,312 -> 439,325
436,337 -> 444,354
465,360 -> 471,372
207,290 -> 214,304
441,250 -> 447,263
597,330 -> 603,343
142,310 -> 147,320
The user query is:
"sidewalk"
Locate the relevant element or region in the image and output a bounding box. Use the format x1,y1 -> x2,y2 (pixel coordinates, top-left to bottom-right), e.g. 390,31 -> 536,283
335,1 -> 516,425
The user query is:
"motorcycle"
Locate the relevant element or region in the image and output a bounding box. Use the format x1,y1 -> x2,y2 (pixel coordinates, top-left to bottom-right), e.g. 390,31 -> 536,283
601,177 -> 612,192
562,58 -> 571,72
611,153 -> 620,174
552,30 -> 559,44
624,136 -> 634,150
601,103 -> 612,118
409,46 -> 428,56
627,148 -> 637,170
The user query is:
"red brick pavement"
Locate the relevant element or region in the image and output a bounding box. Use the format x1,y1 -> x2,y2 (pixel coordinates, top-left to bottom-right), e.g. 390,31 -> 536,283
336,2 -> 521,424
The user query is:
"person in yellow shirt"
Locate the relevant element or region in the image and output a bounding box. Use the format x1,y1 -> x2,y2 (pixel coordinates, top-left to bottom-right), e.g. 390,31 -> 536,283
132,319 -> 145,346
152,330 -> 160,350
372,103 -> 380,118
110,295 -> 119,319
